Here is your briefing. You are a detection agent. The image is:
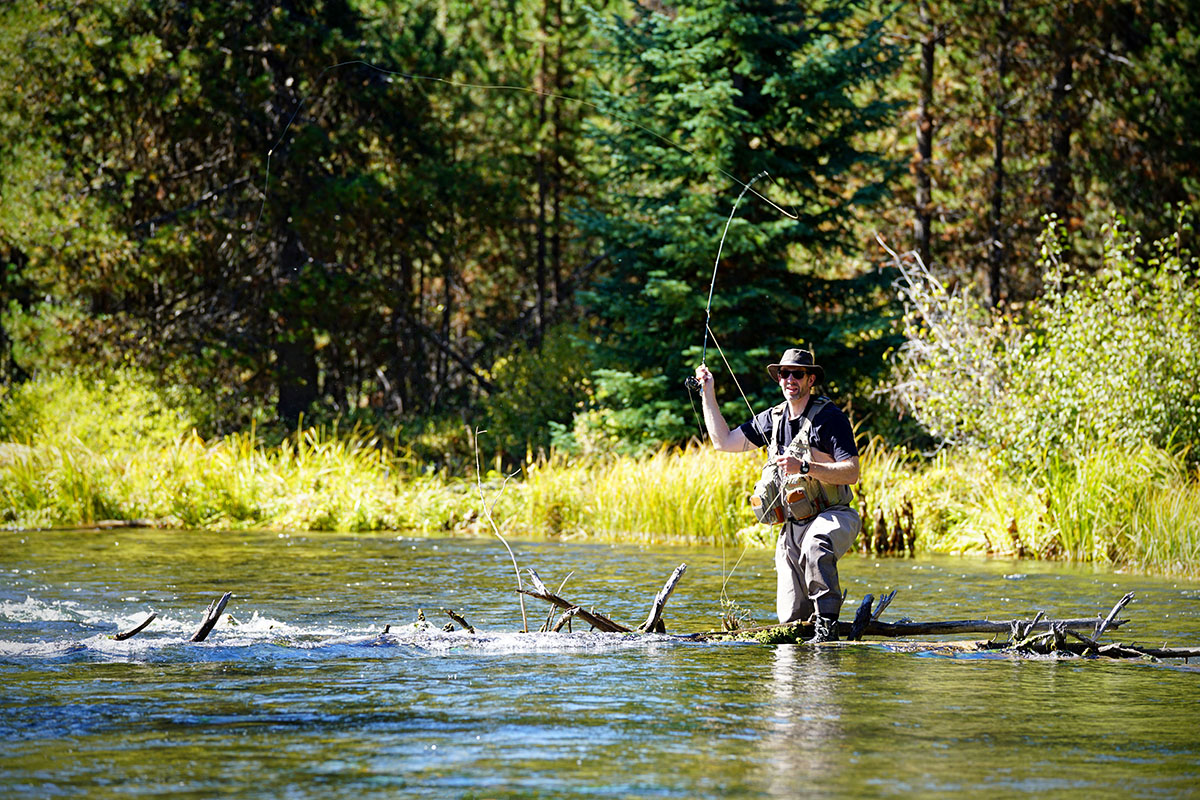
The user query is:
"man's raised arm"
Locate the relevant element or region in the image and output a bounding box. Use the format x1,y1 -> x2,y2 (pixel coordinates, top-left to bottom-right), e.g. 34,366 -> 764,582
694,364 -> 752,452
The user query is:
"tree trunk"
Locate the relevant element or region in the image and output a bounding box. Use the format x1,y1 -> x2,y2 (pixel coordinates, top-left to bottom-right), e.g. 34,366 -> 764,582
914,1 -> 937,268
275,232 -> 318,427
988,0 -> 1012,308
1048,41 -> 1075,224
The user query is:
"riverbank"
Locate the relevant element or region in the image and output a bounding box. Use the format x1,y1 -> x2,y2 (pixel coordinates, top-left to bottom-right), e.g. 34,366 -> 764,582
2,430 -> 1198,576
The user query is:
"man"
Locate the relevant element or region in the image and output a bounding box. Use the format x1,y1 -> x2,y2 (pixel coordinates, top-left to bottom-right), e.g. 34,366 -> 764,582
694,348 -> 861,643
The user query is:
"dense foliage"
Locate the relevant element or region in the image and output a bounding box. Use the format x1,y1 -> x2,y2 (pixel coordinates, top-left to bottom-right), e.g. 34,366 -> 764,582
1,0 -> 1197,463
568,0 -> 901,452
890,211 -> 1200,461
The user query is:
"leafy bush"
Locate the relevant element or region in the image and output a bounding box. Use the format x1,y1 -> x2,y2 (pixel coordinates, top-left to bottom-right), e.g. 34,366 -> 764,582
0,367 -> 205,452
550,369 -> 694,457
890,211 -> 1200,462
485,324 -> 595,461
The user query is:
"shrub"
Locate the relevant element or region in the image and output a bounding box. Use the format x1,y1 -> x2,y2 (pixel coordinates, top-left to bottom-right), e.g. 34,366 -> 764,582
889,210 -> 1200,462
0,367 -> 205,452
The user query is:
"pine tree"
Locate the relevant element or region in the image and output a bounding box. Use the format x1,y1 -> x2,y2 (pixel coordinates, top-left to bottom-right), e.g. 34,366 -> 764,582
574,0 -> 901,450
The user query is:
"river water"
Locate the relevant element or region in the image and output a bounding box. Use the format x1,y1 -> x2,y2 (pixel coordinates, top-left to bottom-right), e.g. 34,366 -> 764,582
2,529 -> 1199,798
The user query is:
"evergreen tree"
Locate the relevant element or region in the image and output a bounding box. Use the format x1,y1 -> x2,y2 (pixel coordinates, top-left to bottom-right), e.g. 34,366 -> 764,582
574,0 -> 901,451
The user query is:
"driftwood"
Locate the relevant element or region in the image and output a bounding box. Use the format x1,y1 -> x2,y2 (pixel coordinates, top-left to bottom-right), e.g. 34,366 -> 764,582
190,592 -> 232,642
517,587 -> 631,633
443,608 -> 476,634
637,563 -> 687,633
111,612 -> 157,641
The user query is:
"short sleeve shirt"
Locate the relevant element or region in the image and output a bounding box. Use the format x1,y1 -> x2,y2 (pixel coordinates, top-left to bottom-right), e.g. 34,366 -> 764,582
737,397 -> 859,461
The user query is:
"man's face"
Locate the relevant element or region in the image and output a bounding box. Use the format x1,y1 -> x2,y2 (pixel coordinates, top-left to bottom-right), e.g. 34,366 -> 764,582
777,367 -> 814,400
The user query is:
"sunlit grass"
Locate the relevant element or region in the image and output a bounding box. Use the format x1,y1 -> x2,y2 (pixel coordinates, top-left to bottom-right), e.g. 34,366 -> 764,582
500,444 -> 767,545
3,429 -> 1198,576
0,429 -> 462,533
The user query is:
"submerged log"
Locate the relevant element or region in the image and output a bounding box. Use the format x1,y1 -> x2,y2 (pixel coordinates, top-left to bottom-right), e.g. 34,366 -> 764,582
190,592 -> 232,642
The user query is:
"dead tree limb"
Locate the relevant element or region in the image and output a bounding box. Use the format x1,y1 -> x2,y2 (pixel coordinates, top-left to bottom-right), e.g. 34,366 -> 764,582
442,608 -> 476,634
637,563 -> 687,633
550,607 -> 579,632
872,590 -> 897,621
1094,592 -> 1134,642
518,589 -> 630,633
112,612 -> 157,641
190,592 -> 232,642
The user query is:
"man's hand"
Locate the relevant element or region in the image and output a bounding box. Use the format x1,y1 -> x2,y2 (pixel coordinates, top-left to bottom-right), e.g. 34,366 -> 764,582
774,453 -> 809,476
694,364 -> 714,390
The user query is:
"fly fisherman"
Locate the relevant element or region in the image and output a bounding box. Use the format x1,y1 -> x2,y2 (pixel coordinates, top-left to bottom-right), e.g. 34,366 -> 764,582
694,348 -> 861,643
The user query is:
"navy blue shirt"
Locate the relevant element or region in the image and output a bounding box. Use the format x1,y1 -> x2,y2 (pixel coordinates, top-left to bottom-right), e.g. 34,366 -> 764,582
737,397 -> 859,461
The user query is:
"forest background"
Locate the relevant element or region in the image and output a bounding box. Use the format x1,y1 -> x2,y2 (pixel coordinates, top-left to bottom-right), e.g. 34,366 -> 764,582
2,0 -> 1198,574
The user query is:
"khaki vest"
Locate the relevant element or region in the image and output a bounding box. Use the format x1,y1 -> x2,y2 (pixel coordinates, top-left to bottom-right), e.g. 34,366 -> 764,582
749,397 -> 854,525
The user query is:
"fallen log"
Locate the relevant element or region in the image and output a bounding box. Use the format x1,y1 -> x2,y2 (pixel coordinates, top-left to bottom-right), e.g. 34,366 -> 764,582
706,615 -> 1127,644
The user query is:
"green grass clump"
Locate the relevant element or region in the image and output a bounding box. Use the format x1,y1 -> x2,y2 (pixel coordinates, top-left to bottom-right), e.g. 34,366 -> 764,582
0,428 -> 467,533
854,440 -> 1200,576
499,444 -> 767,545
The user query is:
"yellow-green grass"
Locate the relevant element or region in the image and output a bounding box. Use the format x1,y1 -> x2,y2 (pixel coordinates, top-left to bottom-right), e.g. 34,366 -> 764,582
0,430 -> 462,533
3,430 -> 1198,576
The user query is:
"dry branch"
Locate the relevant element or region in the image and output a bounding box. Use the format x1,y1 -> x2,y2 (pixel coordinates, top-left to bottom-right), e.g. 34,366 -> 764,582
637,563 -> 687,633
112,612 -> 157,641
1094,591 -> 1135,641
190,592 -> 231,642
517,589 -> 630,633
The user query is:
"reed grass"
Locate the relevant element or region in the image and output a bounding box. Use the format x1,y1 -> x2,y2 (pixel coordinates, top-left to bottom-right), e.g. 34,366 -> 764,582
498,444 -> 768,545
3,427 -> 1199,576
0,429 -> 463,533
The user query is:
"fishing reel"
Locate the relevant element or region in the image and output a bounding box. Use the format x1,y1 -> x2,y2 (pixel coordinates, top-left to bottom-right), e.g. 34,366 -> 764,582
683,375 -> 702,391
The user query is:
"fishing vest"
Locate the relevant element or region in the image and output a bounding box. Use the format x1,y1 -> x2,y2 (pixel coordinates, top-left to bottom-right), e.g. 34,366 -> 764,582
749,396 -> 855,525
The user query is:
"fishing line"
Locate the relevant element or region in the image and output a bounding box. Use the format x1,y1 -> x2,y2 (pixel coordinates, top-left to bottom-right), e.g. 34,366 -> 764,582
253,60 -> 800,232
698,169 -> 768,368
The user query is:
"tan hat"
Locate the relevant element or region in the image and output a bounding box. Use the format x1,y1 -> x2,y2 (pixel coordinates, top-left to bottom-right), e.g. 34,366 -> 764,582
766,348 -> 824,383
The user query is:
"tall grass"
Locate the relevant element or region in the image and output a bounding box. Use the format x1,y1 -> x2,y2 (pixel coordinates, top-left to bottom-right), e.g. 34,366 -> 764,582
499,445 -> 769,545
0,429 -> 464,533
4,425 -> 1198,576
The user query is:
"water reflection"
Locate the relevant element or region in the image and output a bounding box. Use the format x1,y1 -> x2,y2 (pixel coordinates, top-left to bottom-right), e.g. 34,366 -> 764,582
761,645 -> 843,795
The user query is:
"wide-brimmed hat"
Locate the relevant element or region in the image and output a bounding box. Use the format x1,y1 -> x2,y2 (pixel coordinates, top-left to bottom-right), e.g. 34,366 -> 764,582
767,348 -> 824,383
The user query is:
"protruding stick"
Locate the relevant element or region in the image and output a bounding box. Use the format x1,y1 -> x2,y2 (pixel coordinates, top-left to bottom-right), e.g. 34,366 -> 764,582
848,595 -> 874,641
637,563 -> 687,633
442,608 -> 476,634
551,607 -> 579,633
872,590 -> 897,621
112,612 -> 157,641
190,592 -> 232,642
1093,592 -> 1135,643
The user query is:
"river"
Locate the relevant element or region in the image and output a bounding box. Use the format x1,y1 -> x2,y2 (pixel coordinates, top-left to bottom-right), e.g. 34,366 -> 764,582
2,529 -> 1199,798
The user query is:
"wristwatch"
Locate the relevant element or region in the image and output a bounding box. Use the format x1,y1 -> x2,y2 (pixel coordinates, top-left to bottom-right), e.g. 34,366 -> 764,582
798,459 -> 810,475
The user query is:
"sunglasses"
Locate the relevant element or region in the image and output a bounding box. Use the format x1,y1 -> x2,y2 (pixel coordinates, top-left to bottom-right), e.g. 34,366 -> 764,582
778,368 -> 810,380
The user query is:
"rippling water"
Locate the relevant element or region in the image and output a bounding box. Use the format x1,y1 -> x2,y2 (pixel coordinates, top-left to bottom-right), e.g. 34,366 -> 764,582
2,529 -> 1199,798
